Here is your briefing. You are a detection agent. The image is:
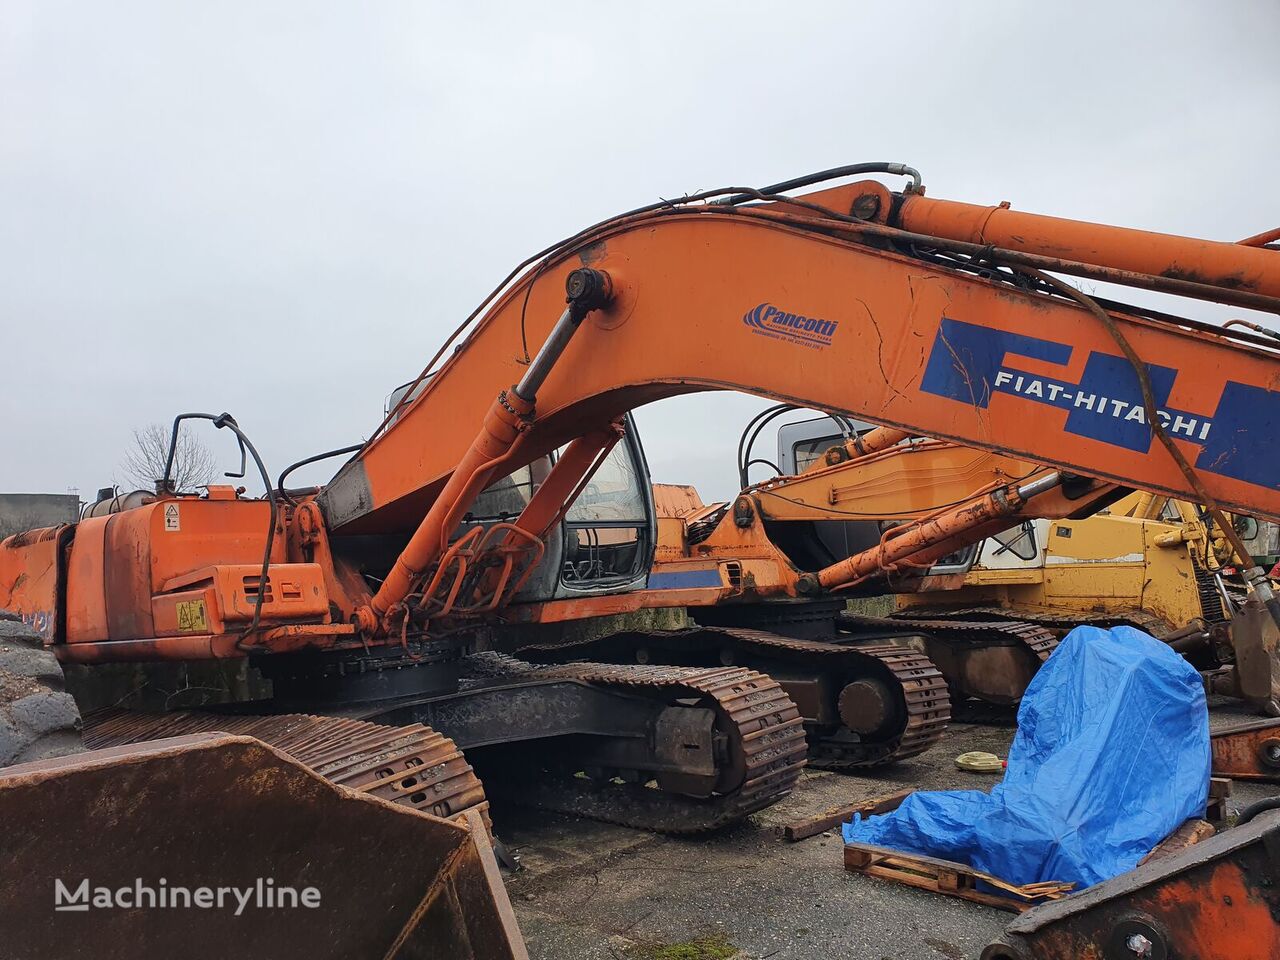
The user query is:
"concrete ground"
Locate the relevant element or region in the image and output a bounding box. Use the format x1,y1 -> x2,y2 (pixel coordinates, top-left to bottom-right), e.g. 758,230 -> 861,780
496,701 -> 1277,960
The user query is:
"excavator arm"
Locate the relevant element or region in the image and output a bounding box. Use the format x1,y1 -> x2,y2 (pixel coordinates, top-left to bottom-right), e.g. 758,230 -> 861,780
741,438 -> 1124,589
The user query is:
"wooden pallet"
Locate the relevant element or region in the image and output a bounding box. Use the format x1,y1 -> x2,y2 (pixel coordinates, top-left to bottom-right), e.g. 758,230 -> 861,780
843,816 -> 1216,913
842,842 -> 1074,912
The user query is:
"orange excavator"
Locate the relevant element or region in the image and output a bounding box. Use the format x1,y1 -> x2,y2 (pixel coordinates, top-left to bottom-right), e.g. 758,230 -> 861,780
4,164 -> 1280,851
547,423 -> 1264,717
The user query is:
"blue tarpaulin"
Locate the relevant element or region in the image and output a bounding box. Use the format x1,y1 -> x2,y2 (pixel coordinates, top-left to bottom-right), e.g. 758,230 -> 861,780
842,625 -> 1210,890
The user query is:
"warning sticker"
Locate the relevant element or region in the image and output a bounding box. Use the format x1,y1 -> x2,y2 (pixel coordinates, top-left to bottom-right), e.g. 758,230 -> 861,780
164,503 -> 180,532
175,599 -> 208,633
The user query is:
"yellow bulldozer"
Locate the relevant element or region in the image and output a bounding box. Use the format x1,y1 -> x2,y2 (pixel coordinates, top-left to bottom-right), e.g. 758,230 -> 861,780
895,492 -> 1256,685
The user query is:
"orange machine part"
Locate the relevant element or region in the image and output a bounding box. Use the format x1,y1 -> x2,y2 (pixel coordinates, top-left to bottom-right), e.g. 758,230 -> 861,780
62,498 -> 295,644
893,192 -> 1280,299
990,812 -> 1280,960
751,441 -> 1046,522
0,526 -> 67,640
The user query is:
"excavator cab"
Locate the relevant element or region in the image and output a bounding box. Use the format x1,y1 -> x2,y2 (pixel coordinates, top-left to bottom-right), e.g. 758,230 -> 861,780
455,413 -> 656,604
384,379 -> 657,605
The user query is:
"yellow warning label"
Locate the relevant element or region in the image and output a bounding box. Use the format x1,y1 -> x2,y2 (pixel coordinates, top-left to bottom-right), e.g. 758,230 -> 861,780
176,599 -> 208,633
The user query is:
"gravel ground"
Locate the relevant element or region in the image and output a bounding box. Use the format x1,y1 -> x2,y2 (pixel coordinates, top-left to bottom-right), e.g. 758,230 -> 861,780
495,700 -> 1277,960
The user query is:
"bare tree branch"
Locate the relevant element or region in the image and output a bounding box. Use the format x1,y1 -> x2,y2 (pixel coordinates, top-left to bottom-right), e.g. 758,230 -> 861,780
120,423 -> 220,492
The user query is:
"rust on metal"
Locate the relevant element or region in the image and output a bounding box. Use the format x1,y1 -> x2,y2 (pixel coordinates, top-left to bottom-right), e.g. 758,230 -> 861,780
0,734 -> 526,960
85,710 -> 489,823
1210,717 -> 1280,781
983,812 -> 1280,960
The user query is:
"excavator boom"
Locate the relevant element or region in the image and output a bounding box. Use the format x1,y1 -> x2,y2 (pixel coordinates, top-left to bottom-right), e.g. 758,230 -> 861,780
323,180 -> 1280,558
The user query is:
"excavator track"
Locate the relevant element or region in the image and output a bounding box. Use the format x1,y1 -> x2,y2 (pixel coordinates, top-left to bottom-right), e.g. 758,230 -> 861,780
461,652 -> 808,833
85,710 -> 490,825
843,613 -> 1060,664
517,628 -> 950,772
894,605 -> 1174,640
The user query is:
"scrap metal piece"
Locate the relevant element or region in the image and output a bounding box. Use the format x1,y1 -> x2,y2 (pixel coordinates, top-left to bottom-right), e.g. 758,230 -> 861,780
1229,595 -> 1280,713
0,734 -> 526,960
982,811 -> 1280,960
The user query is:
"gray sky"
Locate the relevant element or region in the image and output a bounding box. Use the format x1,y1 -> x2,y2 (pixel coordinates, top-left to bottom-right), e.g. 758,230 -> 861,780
3,1 -> 1278,504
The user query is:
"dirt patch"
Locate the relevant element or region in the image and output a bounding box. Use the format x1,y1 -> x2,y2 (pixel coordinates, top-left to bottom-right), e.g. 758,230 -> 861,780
923,937 -> 966,959
0,667 -> 41,703
625,934 -> 739,960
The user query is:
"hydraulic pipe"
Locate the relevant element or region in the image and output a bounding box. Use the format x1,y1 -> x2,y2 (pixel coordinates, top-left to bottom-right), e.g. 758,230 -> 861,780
850,426 -> 913,458
516,308 -> 581,400
805,426 -> 914,474
803,472 -> 1062,592
894,194 -> 1280,300
1129,492 -> 1159,520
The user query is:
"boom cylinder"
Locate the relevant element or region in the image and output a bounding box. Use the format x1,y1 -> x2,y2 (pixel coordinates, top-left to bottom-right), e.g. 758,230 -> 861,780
893,194 -> 1280,300
805,472 -> 1062,592
354,267 -> 614,635
356,390 -> 533,632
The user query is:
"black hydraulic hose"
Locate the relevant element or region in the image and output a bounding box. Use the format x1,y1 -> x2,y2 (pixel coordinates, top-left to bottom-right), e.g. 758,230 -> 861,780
162,412 -> 277,644
1237,795 -> 1280,825
737,403 -> 796,487
276,443 -> 363,505
742,458 -> 784,479
717,162 -> 923,206
736,403 -> 861,488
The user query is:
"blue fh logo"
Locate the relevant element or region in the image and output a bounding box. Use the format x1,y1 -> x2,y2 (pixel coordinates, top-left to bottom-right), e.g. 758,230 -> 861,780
743,302 -> 838,349
920,317 -> 1279,490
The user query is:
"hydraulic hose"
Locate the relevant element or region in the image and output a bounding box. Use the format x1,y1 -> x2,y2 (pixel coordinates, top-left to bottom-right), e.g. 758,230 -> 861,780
1237,795 -> 1280,825
161,412 -> 277,643
718,162 -> 923,206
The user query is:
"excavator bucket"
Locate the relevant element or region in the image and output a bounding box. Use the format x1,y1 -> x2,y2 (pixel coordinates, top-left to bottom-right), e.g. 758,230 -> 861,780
1228,596 -> 1280,715
982,811 -> 1280,960
0,733 -> 527,960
